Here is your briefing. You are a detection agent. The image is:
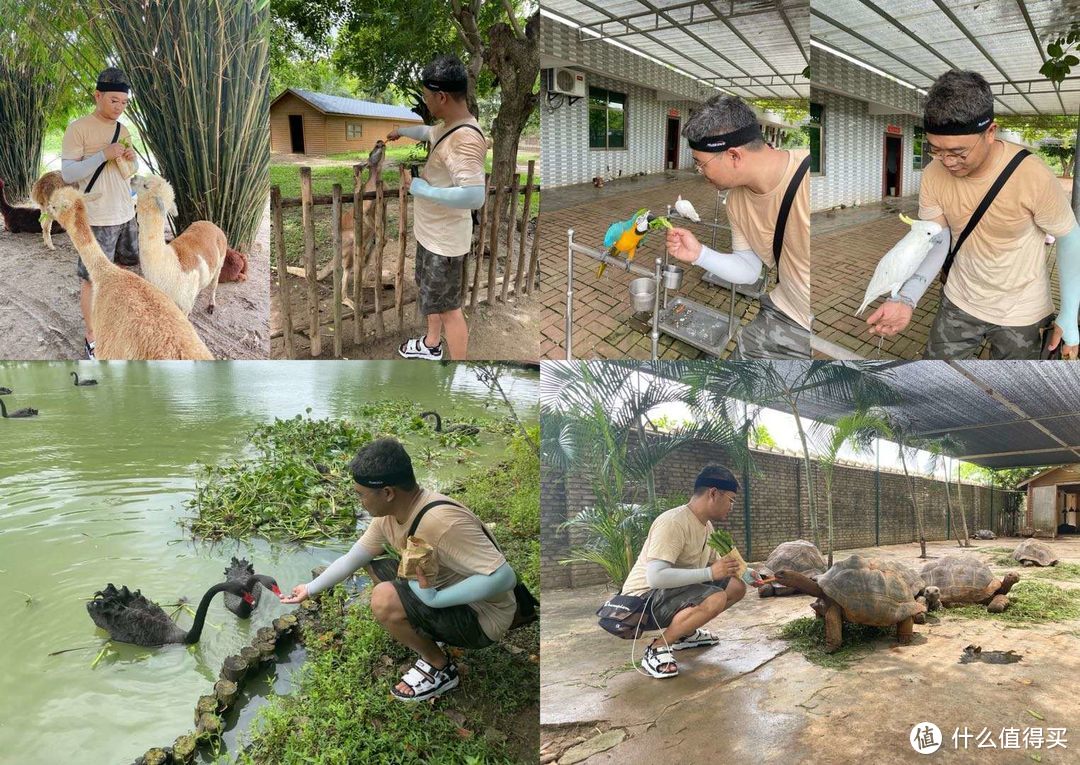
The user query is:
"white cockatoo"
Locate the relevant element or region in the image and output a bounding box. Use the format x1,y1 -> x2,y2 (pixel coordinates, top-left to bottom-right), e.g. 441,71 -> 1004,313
856,213 -> 944,316
674,195 -> 701,223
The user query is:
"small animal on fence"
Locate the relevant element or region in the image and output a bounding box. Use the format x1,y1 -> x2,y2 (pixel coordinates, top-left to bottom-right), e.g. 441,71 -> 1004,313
45,186 -> 214,360
220,246 -> 249,282
31,171 -> 77,249
0,176 -> 64,237
132,175 -> 227,316
285,140 -> 388,311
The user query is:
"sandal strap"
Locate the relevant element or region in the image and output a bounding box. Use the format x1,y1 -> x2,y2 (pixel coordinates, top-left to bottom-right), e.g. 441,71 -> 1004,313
646,645 -> 676,665
687,628 -> 717,641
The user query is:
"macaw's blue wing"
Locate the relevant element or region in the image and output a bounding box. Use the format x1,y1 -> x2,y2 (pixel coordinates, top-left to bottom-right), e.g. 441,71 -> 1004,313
604,218 -> 634,248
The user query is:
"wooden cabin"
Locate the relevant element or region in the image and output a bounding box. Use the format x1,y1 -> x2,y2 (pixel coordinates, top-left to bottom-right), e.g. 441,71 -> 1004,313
270,88 -> 424,156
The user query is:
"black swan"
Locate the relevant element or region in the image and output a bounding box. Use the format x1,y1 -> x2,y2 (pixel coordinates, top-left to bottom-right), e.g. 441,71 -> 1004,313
71,372 -> 98,386
0,399 -> 37,418
420,410 -> 480,436
0,387 -> 11,395
86,577 -> 269,646
223,559 -> 281,618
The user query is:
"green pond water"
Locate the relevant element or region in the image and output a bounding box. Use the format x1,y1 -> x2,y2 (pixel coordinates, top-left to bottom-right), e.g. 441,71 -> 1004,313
0,360 -> 538,764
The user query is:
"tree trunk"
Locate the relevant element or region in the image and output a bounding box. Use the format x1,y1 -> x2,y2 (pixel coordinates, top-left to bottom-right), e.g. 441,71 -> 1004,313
943,463 -> 962,547
825,474 -> 834,567
790,402 -> 819,549
955,472 -> 971,547
899,447 -> 927,557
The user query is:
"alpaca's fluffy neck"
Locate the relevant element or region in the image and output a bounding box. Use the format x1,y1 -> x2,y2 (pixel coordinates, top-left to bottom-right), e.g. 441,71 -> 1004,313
136,199 -> 180,279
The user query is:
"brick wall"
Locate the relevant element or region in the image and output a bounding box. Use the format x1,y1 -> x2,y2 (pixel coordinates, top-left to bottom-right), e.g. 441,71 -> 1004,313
542,437 -> 1012,590
809,48 -> 926,211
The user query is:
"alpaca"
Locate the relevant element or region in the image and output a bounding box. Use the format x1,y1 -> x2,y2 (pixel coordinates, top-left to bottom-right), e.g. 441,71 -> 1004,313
30,171 -> 76,249
220,246 -> 249,282
0,177 -> 63,236
132,175 -> 227,315
286,140 -> 386,309
45,187 -> 214,360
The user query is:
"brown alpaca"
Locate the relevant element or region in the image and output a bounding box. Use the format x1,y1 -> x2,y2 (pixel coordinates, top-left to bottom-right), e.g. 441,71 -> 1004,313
132,175 -> 227,315
45,187 -> 214,360
30,171 -> 76,250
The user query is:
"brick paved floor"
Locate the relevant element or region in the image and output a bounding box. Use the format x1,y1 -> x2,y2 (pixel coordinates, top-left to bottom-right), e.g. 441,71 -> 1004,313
539,173 -> 766,360
811,198 -> 1060,360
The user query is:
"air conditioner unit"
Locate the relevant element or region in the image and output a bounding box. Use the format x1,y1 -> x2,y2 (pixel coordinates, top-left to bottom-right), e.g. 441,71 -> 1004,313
547,67 -> 586,98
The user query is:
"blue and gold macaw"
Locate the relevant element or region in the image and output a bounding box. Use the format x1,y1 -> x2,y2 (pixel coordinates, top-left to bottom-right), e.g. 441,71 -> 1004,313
597,208 -> 674,277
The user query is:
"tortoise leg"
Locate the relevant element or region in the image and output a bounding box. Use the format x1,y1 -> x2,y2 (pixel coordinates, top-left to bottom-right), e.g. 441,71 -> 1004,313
824,604 -> 843,653
987,594 -> 1009,613
896,616 -> 914,646
997,574 -> 1019,596
759,584 -> 775,598
914,596 -> 927,624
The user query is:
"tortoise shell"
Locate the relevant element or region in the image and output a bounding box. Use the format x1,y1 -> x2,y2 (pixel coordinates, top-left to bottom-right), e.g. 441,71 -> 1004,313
816,555 -> 925,627
1013,539 -> 1058,567
875,559 -> 925,597
919,555 -> 997,605
763,540 -> 826,576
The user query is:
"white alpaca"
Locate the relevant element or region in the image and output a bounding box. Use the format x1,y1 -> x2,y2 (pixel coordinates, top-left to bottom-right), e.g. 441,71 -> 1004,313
132,175 -> 227,315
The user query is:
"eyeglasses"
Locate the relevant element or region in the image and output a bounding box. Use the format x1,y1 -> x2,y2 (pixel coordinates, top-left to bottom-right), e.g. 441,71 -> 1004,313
694,153 -> 722,174
926,140 -> 982,161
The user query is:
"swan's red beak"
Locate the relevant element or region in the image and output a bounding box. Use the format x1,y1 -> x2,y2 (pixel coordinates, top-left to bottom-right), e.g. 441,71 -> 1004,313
269,584 -> 282,596
242,592 -> 255,605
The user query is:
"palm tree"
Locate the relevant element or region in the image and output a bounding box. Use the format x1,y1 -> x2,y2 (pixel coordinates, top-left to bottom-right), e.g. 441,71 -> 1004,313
815,410 -> 893,566
922,435 -> 970,548
542,361 -> 747,588
679,361 -> 898,550
887,414 -> 930,558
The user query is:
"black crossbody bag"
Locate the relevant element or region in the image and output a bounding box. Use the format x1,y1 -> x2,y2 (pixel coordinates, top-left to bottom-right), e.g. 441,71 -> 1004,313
939,148 -> 1031,285
84,122 -> 123,194
408,499 -> 539,629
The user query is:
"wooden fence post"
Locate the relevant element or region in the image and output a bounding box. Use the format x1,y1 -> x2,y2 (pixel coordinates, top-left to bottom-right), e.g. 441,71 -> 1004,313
331,183 -> 343,358
352,163 -> 364,345
501,172 -> 521,302
271,186 -> 294,358
515,161 -> 535,296
396,182 -> 407,328
470,173 -> 491,308
373,171 -> 386,336
300,167 -> 320,356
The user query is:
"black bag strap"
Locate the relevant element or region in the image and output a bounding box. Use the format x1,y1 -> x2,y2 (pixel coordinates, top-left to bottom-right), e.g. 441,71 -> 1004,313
772,155 -> 810,284
941,148 -> 1030,280
85,122 -> 122,195
429,122 -> 484,156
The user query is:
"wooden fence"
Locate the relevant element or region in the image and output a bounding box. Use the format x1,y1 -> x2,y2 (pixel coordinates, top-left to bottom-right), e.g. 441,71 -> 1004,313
272,160 -> 539,358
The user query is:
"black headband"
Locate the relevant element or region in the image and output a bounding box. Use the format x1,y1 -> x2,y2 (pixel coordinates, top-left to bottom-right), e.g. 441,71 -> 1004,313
687,123 -> 761,153
353,470 -> 415,489
423,76 -> 467,94
695,476 -> 740,493
96,81 -> 130,94
923,110 -> 993,135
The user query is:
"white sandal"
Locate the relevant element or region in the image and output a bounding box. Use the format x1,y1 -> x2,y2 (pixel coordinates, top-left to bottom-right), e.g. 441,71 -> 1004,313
641,643 -> 678,678
398,336 -> 443,360
391,657 -> 460,701
670,627 -> 719,651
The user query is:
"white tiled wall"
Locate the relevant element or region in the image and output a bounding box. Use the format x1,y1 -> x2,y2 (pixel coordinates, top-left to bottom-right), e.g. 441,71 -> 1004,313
810,49 -> 928,211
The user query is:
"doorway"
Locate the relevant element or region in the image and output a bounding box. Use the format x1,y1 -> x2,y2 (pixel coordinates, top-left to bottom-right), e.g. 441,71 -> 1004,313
665,117 -> 680,170
289,115 -> 305,154
882,134 -> 901,197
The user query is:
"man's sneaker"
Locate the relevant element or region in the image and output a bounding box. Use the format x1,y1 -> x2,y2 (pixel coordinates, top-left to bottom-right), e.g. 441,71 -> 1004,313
399,336 -> 443,360
84,338 -> 96,361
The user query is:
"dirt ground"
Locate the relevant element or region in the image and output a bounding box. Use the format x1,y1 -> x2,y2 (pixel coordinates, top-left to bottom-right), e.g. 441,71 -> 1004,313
0,204 -> 270,360
541,537 -> 1080,764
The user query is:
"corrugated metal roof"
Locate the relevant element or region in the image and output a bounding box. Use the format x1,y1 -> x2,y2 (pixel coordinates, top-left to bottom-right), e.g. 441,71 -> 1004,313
811,0 -> 1080,116
542,0 -> 809,99
273,88 -> 425,121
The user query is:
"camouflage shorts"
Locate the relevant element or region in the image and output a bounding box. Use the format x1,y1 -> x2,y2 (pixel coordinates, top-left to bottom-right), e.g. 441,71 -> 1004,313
414,241 -> 464,316
734,293 -> 811,359
925,295 -> 1053,360
76,217 -> 140,281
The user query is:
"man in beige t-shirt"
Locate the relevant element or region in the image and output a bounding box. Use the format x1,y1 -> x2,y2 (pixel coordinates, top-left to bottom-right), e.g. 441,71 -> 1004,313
666,95 -> 810,359
618,465 -> 760,679
280,438 -> 518,702
61,67 -> 139,360
865,70 -> 1079,359
388,55 -> 487,362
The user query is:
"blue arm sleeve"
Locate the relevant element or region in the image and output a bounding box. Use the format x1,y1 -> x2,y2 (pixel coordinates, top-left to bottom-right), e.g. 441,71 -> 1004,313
645,558 -> 712,588
409,178 -> 486,210
61,152 -> 106,184
407,562 -> 517,608
306,539 -> 378,595
1055,224 -> 1080,345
